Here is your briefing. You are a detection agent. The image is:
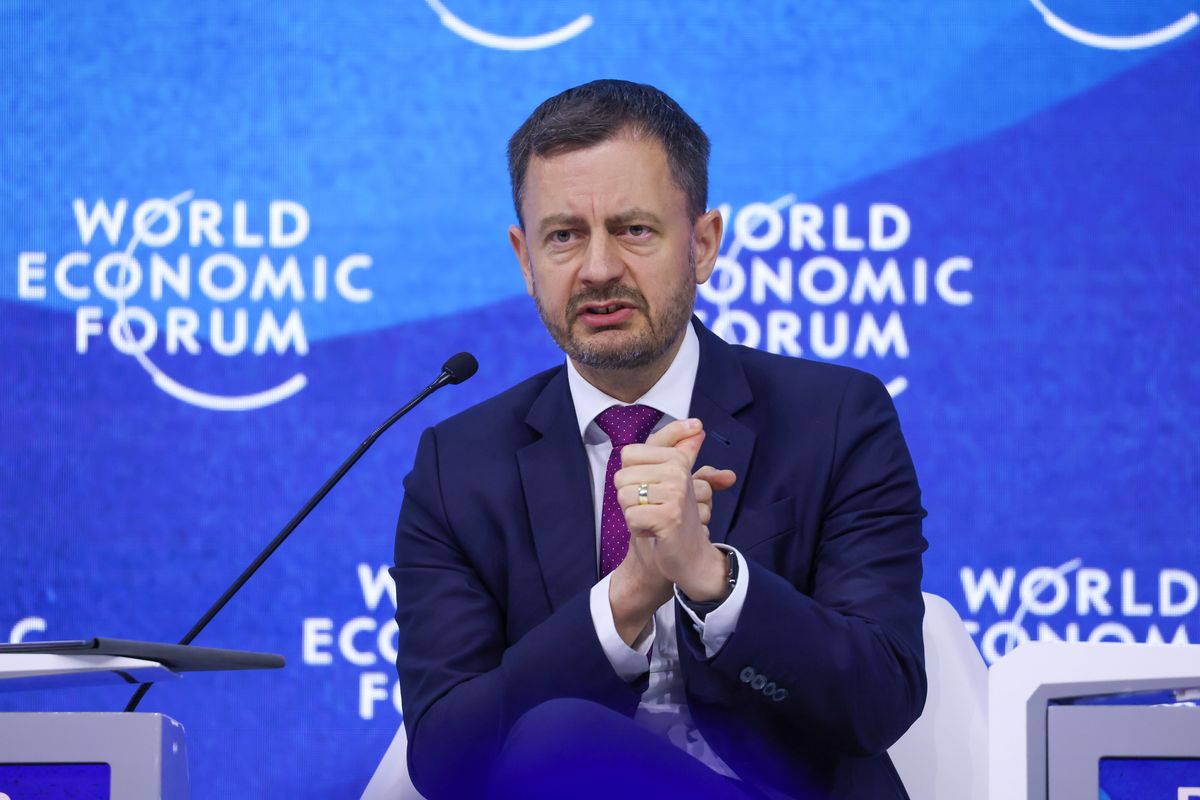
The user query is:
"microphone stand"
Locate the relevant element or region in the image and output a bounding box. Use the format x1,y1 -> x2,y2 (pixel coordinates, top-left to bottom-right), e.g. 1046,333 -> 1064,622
124,354 -> 477,712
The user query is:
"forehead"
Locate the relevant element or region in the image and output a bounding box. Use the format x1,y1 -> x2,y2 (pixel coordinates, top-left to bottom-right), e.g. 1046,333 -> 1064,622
521,134 -> 688,228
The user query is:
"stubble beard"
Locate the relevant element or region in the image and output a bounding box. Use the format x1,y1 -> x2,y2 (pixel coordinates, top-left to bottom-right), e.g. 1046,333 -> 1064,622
533,255 -> 697,372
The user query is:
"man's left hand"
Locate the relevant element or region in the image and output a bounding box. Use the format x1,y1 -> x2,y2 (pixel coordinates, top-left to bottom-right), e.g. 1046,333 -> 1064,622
615,419 -> 735,602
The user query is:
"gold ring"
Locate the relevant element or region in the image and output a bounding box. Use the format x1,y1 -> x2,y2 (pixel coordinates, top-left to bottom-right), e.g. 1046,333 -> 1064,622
637,483 -> 650,505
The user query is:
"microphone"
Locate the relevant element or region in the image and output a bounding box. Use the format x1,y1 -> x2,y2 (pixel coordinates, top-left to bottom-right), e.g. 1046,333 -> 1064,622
435,351 -> 478,386
124,352 -> 478,712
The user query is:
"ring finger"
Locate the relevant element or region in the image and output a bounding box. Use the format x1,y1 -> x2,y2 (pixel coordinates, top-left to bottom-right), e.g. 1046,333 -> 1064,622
618,481 -> 660,509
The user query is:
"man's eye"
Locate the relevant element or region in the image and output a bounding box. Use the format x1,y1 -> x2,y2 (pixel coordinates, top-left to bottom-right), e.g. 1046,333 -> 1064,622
551,230 -> 574,244
627,225 -> 650,237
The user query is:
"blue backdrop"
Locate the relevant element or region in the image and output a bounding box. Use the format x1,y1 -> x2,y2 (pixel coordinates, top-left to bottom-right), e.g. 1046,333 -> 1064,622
2,1 -> 1198,796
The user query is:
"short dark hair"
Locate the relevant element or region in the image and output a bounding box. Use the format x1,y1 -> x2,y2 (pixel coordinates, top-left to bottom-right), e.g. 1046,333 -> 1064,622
507,79 -> 711,226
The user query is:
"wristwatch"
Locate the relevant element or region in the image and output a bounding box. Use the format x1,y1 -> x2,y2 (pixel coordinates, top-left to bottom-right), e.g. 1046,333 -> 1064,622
678,548 -> 739,620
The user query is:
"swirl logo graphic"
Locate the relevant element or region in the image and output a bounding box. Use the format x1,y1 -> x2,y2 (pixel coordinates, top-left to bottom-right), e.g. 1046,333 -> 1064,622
1030,0 -> 1197,50
423,0 -> 593,51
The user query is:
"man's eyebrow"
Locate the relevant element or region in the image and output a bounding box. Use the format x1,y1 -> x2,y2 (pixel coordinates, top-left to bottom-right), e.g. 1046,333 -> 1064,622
534,208 -> 667,235
535,213 -> 586,235
608,208 -> 665,228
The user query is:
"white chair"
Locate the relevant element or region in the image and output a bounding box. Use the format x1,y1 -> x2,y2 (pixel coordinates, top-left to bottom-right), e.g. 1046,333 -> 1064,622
361,720 -> 423,800
888,592 -> 989,800
362,592 -> 987,800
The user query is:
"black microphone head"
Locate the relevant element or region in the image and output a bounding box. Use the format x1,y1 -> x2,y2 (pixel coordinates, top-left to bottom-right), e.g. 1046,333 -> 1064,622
441,352 -> 478,385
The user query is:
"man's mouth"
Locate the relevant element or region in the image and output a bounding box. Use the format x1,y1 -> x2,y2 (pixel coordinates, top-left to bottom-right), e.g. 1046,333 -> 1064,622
581,302 -> 630,316
575,301 -> 637,327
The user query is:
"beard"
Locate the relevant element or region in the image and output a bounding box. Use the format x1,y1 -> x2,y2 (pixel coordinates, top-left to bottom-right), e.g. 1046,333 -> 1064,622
533,253 -> 697,372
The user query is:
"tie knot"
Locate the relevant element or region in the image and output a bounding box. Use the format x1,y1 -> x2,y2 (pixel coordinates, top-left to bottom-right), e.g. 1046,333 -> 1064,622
594,404 -> 663,447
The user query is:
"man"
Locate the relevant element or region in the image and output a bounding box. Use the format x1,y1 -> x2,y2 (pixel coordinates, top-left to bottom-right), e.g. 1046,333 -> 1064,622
393,79 -> 927,800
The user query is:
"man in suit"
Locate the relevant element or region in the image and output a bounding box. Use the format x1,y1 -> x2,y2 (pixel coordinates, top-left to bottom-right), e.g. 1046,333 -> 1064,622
393,79 -> 927,800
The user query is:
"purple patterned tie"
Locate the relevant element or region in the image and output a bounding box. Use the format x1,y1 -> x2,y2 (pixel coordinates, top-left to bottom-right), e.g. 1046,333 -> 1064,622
594,404 -> 664,579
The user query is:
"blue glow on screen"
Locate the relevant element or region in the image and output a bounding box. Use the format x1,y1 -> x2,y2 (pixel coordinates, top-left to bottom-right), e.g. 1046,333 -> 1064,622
0,763 -> 111,799
1100,758 -> 1200,800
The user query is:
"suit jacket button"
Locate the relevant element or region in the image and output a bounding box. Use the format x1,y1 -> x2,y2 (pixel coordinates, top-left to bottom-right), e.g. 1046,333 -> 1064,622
751,675 -> 767,691
763,681 -> 776,696
739,667 -> 755,683
772,688 -> 789,702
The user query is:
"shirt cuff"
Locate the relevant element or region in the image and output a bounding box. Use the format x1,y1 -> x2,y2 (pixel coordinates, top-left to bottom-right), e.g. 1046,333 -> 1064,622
589,572 -> 654,682
675,545 -> 749,659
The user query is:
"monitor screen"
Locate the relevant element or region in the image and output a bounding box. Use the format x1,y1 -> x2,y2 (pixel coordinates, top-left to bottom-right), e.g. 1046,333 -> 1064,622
0,763 -> 111,800
1100,758 -> 1200,800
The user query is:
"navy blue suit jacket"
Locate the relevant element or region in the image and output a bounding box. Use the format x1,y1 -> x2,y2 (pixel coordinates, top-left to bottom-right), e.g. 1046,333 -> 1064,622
393,320 -> 927,799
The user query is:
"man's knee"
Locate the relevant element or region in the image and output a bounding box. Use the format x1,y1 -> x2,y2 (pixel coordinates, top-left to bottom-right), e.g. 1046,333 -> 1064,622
503,697 -> 621,764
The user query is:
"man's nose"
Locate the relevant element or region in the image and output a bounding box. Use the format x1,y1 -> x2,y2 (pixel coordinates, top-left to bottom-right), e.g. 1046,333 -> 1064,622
578,235 -> 626,285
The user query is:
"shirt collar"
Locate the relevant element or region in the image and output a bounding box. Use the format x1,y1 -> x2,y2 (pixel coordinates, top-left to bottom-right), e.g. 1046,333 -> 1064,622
566,323 -> 700,441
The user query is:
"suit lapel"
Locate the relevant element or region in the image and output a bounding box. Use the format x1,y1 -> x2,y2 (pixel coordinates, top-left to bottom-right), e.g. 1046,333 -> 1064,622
690,320 -> 755,544
518,368 -> 598,610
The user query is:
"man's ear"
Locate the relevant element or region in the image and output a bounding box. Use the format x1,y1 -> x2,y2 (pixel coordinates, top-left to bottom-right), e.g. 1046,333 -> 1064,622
508,224 -> 535,296
692,208 -> 724,285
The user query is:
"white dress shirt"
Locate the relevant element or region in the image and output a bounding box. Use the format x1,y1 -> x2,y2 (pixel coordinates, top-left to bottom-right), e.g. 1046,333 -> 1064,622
567,323 -> 750,779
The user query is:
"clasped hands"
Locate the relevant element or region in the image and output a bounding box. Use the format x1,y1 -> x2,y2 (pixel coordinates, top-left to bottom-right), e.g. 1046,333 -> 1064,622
608,418 -> 737,646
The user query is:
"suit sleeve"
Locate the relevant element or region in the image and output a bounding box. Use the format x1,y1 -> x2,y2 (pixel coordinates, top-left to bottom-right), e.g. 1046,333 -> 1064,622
393,427 -> 644,799
677,369 -> 928,758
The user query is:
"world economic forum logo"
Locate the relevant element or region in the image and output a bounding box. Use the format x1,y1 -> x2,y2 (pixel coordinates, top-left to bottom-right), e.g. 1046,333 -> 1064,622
959,558 -> 1200,664
14,192 -> 373,411
696,196 -> 973,398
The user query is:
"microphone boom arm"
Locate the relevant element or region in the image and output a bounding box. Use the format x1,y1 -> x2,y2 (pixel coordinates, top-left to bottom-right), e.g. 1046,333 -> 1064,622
124,353 -> 477,712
